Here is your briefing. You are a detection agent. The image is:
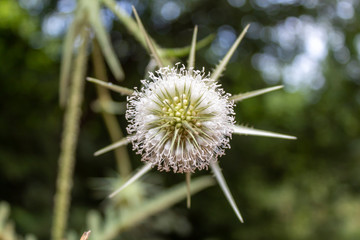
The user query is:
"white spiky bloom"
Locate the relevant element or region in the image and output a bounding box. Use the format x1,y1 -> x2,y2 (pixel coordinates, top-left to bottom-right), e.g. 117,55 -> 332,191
89,16 -> 296,223
126,65 -> 235,173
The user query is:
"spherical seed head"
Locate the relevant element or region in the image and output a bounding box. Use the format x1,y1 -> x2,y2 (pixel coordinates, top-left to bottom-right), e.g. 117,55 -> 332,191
126,65 -> 235,173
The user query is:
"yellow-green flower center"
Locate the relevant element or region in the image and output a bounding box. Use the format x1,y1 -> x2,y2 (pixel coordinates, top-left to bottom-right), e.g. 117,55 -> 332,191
160,94 -> 202,134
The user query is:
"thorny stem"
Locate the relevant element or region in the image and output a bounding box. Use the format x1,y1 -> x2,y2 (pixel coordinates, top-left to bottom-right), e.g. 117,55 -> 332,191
59,12 -> 83,107
91,40 -> 132,177
52,27 -> 90,240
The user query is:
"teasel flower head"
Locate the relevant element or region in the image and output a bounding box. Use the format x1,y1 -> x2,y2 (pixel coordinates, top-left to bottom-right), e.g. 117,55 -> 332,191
126,65 -> 235,173
89,7 -> 297,223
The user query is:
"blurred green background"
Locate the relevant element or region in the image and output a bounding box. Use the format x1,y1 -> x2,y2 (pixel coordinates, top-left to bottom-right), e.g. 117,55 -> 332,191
1,0 -> 360,239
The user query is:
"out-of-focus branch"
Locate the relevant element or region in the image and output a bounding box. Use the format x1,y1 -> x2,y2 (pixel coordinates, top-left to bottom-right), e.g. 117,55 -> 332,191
52,27 -> 90,240
91,40 -> 132,177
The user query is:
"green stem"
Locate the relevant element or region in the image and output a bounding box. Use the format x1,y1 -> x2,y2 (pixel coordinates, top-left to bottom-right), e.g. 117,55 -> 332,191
51,27 -> 89,240
162,33 -> 214,58
91,39 -> 132,177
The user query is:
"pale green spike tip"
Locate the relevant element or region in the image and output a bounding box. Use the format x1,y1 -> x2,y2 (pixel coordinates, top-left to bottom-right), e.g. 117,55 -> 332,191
230,85 -> 284,102
211,24 -> 250,81
211,162 -> 244,223
86,77 -> 134,95
94,137 -> 131,156
132,5 -> 164,67
188,25 -> 198,70
233,125 -> 297,140
108,163 -> 152,198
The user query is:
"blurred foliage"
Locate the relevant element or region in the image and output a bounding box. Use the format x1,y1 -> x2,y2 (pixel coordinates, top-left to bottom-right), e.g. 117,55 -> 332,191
0,202 -> 37,240
1,0 -> 360,240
